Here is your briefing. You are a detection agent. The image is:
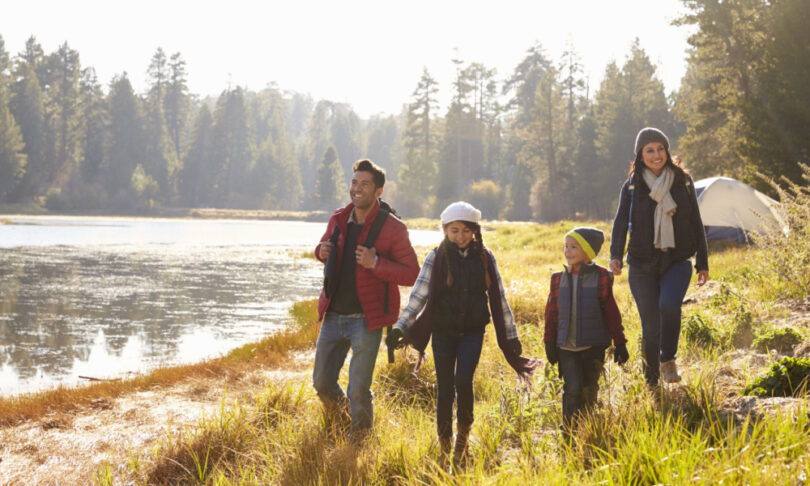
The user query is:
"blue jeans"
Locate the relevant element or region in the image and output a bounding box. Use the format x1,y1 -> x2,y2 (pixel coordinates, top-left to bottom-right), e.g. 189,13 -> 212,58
431,330 -> 485,439
628,259 -> 693,385
312,312 -> 382,434
558,346 -> 606,426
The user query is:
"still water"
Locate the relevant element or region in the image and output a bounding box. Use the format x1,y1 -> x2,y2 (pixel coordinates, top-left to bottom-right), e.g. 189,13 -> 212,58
0,216 -> 441,395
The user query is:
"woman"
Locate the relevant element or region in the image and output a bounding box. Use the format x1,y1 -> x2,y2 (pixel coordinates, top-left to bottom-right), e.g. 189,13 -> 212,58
609,127 -> 709,386
387,201 -> 537,468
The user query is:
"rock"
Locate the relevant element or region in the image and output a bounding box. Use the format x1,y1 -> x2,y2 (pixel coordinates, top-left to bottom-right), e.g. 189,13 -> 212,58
794,340 -> 810,358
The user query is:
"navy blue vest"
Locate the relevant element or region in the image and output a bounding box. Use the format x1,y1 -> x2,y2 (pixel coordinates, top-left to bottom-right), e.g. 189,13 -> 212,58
556,264 -> 611,348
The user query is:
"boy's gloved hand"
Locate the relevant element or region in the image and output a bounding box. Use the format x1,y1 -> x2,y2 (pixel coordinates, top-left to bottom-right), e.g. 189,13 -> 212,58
613,343 -> 629,365
386,327 -> 405,349
545,343 -> 559,365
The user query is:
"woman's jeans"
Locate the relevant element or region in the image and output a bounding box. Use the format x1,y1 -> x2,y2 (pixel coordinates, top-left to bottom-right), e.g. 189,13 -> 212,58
558,346 -> 606,425
628,259 -> 693,385
431,330 -> 485,439
312,312 -> 382,436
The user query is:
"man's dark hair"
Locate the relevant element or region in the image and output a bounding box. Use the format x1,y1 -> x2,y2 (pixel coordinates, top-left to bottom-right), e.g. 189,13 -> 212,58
353,159 -> 386,188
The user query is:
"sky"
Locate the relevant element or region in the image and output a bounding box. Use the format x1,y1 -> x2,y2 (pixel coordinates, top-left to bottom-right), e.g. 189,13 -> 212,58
1,0 -> 695,119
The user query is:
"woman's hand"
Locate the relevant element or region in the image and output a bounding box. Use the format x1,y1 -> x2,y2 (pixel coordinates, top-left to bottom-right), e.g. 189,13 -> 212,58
697,270 -> 709,287
609,259 -> 623,276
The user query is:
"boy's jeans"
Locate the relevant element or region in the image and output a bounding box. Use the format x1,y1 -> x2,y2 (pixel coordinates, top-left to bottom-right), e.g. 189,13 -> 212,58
628,259 -> 693,385
312,312 -> 382,436
558,346 -> 606,426
431,330 -> 485,439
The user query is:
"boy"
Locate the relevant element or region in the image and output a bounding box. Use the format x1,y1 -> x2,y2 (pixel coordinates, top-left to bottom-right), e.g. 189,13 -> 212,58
544,227 -> 629,432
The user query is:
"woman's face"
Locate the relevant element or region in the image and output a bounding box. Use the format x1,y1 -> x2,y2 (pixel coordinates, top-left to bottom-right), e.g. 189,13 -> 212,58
444,221 -> 474,249
641,142 -> 668,176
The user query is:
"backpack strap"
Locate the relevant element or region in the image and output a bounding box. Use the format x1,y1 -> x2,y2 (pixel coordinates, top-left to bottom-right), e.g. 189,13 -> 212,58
361,208 -> 390,314
361,208 -> 389,249
627,178 -> 635,234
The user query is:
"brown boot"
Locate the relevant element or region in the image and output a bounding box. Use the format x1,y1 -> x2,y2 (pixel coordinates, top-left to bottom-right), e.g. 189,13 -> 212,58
438,435 -> 452,469
452,424 -> 471,470
660,359 -> 682,383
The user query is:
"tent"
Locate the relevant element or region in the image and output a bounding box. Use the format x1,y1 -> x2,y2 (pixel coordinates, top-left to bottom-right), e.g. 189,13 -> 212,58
694,177 -> 784,243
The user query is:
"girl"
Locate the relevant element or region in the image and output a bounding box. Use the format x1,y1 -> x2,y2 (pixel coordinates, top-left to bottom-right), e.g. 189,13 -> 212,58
387,201 -> 537,468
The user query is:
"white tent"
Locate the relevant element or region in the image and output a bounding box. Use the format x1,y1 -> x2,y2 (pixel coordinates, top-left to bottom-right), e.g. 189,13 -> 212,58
694,177 -> 784,242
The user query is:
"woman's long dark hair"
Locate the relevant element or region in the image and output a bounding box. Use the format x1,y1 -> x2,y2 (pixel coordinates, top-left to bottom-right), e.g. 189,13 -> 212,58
440,221 -> 491,289
627,149 -> 690,179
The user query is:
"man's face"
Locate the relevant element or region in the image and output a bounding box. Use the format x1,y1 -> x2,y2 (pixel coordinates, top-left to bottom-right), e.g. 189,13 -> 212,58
350,171 -> 383,210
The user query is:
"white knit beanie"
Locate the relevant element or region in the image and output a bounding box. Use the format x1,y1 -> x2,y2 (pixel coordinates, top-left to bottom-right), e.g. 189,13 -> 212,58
440,201 -> 482,225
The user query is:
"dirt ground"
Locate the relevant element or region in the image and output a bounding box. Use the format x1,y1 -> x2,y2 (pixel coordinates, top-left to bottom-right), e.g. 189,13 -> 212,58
0,352 -> 313,486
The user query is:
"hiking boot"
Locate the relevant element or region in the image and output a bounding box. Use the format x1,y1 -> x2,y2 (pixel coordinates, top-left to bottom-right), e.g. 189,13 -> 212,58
660,359 -> 682,383
453,424 -> 471,471
438,435 -> 452,469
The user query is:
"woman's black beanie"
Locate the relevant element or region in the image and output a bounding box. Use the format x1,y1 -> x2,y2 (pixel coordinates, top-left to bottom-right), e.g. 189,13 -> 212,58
634,127 -> 669,155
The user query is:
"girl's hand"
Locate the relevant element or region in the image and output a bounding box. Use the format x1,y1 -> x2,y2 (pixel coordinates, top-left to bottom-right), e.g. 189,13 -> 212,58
609,259 -> 623,276
697,270 -> 709,287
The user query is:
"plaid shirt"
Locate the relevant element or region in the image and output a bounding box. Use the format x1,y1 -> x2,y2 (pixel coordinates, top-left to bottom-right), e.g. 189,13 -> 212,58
395,248 -> 518,340
543,265 -> 626,345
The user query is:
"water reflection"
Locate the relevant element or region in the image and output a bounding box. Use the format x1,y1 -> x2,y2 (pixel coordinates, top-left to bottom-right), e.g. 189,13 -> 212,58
0,217 -> 442,395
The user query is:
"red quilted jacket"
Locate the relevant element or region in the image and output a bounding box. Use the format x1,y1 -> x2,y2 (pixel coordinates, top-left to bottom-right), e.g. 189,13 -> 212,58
315,200 -> 420,331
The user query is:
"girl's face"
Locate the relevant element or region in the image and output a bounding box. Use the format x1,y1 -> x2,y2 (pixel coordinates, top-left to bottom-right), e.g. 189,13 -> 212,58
641,142 -> 668,176
444,221 -> 474,249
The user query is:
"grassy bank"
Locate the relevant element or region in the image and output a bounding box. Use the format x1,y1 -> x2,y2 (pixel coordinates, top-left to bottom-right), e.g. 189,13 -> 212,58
0,301 -> 322,427
101,217 -> 810,485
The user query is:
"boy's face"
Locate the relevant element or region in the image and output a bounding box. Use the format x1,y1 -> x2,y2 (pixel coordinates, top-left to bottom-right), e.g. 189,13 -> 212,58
564,236 -> 591,269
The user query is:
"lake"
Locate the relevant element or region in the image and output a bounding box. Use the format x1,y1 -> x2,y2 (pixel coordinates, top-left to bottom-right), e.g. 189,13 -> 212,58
0,215 -> 441,395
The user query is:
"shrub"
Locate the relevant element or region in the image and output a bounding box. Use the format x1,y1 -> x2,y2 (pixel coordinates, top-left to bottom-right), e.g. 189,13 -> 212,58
743,356 -> 810,397
751,164 -> 810,299
752,326 -> 805,354
684,313 -> 720,348
729,307 -> 756,348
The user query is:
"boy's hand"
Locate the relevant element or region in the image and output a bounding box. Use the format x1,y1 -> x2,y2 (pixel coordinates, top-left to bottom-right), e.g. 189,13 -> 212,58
613,343 -> 629,365
609,259 -> 622,276
545,343 -> 559,366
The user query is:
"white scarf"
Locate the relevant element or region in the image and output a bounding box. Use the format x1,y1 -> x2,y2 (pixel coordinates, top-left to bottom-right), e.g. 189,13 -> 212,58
642,167 -> 677,250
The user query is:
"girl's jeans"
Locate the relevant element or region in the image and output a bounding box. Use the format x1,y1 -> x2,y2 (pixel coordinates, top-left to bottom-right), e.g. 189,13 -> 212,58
628,259 -> 693,385
431,330 -> 485,439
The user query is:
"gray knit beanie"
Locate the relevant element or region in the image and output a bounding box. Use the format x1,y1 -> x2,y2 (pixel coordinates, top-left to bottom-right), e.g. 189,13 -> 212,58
634,127 -> 670,155
566,226 -> 605,261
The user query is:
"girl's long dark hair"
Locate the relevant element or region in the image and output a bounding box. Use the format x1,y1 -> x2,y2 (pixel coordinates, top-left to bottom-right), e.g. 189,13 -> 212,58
627,150 -> 690,179
440,221 -> 491,288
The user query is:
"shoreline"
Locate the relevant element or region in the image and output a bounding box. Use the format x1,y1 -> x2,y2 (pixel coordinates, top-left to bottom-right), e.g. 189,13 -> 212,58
0,300 -> 321,427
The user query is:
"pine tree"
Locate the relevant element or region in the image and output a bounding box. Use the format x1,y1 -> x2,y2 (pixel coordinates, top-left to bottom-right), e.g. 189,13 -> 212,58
0,40 -> 27,202
314,145 -> 344,210
106,74 -> 147,206
179,105 -> 214,206
164,52 -> 190,161
8,61 -> 44,201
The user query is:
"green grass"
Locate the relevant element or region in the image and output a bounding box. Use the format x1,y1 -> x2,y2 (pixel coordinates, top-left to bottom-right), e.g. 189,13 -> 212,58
109,217 -> 810,485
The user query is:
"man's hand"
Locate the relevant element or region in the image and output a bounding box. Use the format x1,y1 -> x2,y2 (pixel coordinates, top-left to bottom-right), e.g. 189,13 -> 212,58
356,246 -> 377,269
318,241 -> 334,260
609,259 -> 622,276
697,270 -> 709,287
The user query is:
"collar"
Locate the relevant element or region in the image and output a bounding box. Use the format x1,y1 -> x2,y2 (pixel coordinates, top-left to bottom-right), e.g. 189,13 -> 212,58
564,262 -> 596,275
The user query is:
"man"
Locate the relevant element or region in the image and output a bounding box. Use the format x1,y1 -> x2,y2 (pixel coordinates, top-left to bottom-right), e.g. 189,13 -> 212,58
313,159 -> 419,438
